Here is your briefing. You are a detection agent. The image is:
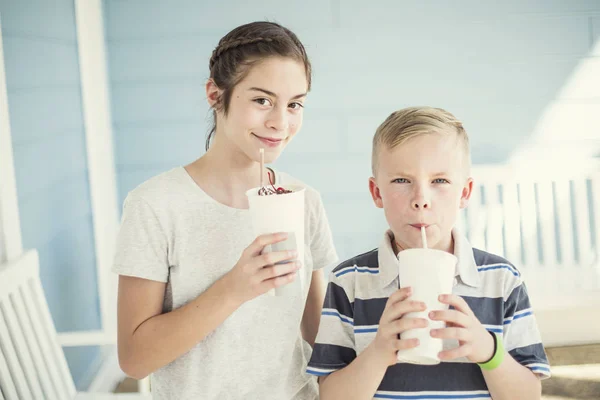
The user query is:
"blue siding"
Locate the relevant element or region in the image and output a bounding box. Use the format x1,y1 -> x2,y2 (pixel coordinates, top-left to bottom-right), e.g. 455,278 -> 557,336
0,0 -> 102,389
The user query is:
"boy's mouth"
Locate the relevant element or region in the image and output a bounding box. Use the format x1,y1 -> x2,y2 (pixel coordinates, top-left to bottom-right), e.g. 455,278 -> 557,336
410,223 -> 429,229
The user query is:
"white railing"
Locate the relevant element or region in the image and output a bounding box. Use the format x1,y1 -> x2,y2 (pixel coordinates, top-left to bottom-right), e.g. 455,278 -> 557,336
461,161 -> 600,346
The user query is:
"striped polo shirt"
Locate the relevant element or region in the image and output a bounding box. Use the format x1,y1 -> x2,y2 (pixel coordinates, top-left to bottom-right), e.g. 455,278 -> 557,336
307,229 -> 551,399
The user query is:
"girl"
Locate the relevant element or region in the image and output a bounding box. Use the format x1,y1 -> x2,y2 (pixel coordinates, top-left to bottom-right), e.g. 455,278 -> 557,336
113,21 -> 338,399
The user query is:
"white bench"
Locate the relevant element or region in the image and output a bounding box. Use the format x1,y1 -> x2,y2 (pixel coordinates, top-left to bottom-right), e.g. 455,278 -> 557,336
0,250 -> 151,400
460,163 -> 600,347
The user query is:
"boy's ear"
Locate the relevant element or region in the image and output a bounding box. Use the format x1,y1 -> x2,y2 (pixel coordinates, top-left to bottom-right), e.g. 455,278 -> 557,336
369,177 -> 384,209
206,79 -> 221,108
459,177 -> 474,209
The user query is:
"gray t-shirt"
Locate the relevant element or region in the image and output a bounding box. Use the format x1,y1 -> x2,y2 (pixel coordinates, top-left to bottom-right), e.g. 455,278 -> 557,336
113,167 -> 338,399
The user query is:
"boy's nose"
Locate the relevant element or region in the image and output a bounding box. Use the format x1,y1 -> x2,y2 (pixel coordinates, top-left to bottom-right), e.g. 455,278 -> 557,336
412,198 -> 430,210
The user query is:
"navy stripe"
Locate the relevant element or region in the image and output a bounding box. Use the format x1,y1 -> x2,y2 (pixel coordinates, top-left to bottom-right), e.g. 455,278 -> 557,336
324,281 -> 354,320
472,249 -> 520,276
331,248 -> 379,274
509,343 -> 549,367
379,362 -> 487,392
353,296 -> 504,327
308,343 -> 356,369
505,283 -> 532,317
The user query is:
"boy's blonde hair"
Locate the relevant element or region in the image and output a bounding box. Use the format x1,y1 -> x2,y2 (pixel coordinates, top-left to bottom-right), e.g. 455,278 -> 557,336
371,106 -> 471,176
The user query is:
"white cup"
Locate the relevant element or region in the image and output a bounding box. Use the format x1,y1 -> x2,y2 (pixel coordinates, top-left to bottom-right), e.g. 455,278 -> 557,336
395,248 -> 457,365
246,185 -> 305,297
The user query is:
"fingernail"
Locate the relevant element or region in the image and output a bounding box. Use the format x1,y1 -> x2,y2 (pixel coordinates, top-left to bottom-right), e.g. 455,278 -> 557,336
438,294 -> 445,301
429,311 -> 435,318
431,330 -> 438,337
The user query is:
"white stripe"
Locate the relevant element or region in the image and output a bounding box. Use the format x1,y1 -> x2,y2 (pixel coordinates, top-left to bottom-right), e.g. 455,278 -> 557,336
322,308 -> 354,324
316,313 -> 355,349
335,265 -> 379,277
375,389 -> 491,397
504,313 -> 542,352
306,366 -> 338,373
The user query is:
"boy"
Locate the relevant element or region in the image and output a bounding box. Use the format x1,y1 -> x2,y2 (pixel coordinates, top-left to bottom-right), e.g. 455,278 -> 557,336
307,107 -> 550,399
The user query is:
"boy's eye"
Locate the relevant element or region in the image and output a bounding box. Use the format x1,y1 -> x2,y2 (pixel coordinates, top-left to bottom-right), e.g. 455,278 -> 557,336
392,178 -> 409,183
433,178 -> 450,184
289,102 -> 304,110
254,98 -> 272,106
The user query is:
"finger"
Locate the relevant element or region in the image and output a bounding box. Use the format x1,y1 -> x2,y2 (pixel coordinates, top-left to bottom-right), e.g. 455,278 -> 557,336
262,268 -> 299,289
395,338 -> 420,351
382,300 -> 427,324
385,287 -> 413,310
389,317 -> 429,335
247,232 -> 289,256
254,250 -> 298,269
438,343 -> 473,361
430,327 -> 472,342
257,260 -> 302,281
439,294 -> 474,317
429,309 -> 471,328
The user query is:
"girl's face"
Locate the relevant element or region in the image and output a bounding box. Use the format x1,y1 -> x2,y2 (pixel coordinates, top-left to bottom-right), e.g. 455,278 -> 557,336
210,57 -> 308,164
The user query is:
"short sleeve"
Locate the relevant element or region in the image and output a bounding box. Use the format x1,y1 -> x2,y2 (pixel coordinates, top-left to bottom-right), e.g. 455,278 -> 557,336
306,272 -> 356,377
308,192 -> 338,270
503,281 -> 551,379
112,193 -> 170,282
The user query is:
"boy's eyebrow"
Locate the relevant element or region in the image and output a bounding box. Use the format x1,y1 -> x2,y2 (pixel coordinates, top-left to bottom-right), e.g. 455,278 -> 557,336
248,87 -> 307,100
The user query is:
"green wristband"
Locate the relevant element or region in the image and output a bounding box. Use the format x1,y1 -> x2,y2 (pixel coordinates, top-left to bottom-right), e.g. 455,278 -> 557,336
478,332 -> 504,370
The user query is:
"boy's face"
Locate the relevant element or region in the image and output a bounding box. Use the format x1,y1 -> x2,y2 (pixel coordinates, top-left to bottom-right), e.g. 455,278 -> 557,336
369,133 -> 473,253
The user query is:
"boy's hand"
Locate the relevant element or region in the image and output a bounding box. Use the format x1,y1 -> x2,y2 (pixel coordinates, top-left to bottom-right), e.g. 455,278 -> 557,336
369,287 -> 429,367
429,294 -> 495,363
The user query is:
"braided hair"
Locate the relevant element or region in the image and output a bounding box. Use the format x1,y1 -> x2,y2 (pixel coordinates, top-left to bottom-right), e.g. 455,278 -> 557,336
206,22 -> 311,150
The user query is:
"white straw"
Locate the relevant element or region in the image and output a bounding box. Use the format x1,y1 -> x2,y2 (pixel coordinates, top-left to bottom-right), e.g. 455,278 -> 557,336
259,148 -> 265,187
421,226 -> 428,249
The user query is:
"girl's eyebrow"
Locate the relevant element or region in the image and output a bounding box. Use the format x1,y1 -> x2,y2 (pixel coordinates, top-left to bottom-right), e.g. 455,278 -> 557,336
248,87 -> 307,100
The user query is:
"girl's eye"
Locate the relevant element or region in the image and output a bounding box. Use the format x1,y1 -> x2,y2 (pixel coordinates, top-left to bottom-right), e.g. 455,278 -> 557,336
433,178 -> 450,184
392,178 -> 409,183
254,98 -> 272,106
289,102 -> 304,110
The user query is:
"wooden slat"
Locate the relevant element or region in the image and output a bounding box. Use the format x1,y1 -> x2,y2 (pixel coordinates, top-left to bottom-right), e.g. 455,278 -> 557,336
502,181 -> 522,264
555,180 -> 575,266
21,281 -> 69,400
29,279 -> 76,397
484,183 -> 504,256
519,181 -> 539,266
2,295 -> 44,399
573,178 -> 593,266
0,306 -> 32,399
592,173 -> 600,280
13,287 -> 58,400
537,181 -> 557,265
0,343 -> 19,400
468,185 -> 486,249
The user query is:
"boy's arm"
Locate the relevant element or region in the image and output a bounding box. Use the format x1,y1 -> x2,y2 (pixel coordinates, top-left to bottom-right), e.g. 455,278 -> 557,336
301,270 -> 326,347
319,344 -> 389,400
313,287 -> 427,400
432,290 -> 547,400
481,353 -> 541,400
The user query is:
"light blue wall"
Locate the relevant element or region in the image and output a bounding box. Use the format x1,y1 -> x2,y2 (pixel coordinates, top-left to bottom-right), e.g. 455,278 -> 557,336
105,0 -> 600,265
0,0 -> 101,389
